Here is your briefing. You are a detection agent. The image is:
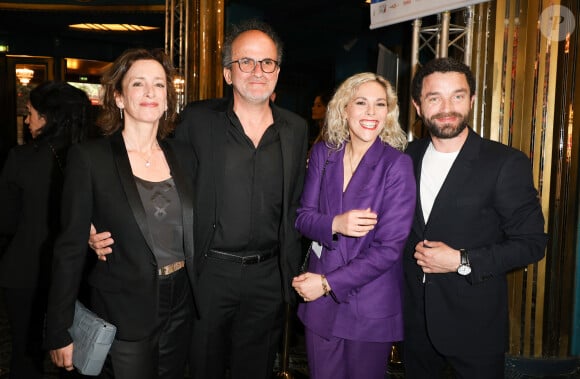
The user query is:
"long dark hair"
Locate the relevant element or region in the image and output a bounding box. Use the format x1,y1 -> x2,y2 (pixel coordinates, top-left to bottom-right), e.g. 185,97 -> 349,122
29,81 -> 91,145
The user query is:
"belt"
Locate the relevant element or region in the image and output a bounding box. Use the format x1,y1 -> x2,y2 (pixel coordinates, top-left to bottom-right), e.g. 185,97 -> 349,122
206,247 -> 278,265
158,260 -> 185,276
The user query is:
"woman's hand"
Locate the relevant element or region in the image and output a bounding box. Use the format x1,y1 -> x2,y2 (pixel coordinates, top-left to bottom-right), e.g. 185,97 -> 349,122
292,272 -> 329,302
50,343 -> 74,371
332,207 -> 377,237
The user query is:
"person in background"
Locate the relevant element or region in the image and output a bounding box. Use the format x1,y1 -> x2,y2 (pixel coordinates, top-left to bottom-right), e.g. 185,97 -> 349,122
403,57 -> 547,378
0,81 -> 91,379
45,48 -> 197,379
292,72 -> 416,379
309,91 -> 331,147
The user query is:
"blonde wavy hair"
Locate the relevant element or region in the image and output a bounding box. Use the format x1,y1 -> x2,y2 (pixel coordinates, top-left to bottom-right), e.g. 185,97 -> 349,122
324,72 -> 407,151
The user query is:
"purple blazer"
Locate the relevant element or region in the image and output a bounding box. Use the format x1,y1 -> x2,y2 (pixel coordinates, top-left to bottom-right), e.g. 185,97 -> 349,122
296,139 -> 415,342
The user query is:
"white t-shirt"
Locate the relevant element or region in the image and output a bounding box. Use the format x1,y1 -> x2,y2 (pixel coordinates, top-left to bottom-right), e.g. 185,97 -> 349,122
420,142 -> 459,222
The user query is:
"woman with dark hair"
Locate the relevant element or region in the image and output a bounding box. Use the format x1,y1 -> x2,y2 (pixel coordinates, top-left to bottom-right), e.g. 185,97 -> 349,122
309,91 -> 332,148
0,81 -> 91,379
45,48 -> 196,379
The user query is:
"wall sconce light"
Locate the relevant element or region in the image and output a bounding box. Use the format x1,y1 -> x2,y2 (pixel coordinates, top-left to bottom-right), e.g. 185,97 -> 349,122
16,68 -> 35,85
174,75 -> 186,112
174,76 -> 185,93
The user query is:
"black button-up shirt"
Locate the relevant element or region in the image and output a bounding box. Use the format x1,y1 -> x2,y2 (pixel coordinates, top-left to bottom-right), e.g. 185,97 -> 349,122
211,108 -> 283,254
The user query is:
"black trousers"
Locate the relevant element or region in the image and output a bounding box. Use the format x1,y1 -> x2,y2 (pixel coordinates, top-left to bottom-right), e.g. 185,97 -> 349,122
403,337 -> 505,379
190,255 -> 284,379
100,268 -> 193,379
2,287 -> 45,379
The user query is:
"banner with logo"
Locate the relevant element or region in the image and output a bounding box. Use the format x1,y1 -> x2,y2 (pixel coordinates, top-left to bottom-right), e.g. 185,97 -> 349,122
370,0 -> 489,29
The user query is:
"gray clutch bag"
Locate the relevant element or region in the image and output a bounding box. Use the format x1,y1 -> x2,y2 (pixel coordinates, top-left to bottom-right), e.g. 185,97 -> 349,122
68,301 -> 117,376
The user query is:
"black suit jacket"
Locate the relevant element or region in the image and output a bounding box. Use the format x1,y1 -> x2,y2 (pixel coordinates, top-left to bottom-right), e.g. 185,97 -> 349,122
403,129 -> 547,355
45,131 -> 196,349
176,98 -> 308,304
0,141 -> 64,289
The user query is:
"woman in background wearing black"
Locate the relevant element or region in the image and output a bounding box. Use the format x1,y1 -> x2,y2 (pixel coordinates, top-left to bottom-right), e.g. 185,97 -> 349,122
0,81 -> 91,378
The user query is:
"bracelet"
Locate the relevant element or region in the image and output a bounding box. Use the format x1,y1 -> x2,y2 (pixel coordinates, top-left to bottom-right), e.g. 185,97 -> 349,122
321,274 -> 340,303
321,274 -> 330,296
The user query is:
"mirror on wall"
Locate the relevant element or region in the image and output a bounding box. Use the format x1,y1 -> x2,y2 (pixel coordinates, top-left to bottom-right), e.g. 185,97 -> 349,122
65,58 -> 111,106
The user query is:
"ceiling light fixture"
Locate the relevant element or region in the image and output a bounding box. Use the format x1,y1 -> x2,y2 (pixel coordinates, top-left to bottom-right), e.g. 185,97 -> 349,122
16,68 -> 34,85
69,23 -> 159,32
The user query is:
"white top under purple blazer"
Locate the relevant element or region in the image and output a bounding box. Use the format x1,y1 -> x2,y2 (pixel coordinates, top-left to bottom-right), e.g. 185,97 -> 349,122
296,138 -> 416,343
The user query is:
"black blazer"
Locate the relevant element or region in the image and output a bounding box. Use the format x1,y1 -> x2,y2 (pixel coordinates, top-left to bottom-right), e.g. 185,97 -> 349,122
0,141 -> 64,289
176,98 -> 308,304
45,131 -> 196,349
403,129 -> 547,355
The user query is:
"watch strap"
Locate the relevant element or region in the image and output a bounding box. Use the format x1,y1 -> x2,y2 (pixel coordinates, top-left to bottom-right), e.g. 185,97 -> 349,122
459,248 -> 469,265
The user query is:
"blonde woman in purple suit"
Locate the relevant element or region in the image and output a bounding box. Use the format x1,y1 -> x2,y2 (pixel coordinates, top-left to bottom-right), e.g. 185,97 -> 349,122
292,72 -> 415,379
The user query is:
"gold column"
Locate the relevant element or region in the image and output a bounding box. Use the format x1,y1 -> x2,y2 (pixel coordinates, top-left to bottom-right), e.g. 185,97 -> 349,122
187,0 -> 224,101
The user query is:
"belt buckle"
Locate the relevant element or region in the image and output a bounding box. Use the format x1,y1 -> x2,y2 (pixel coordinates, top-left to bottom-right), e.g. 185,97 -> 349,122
242,255 -> 259,265
158,261 -> 184,275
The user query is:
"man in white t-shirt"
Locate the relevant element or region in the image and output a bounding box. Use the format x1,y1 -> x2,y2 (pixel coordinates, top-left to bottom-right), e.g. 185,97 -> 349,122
402,57 -> 547,379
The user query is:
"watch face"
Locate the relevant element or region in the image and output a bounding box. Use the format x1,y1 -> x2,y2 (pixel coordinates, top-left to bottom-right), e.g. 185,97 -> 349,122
458,265 -> 471,276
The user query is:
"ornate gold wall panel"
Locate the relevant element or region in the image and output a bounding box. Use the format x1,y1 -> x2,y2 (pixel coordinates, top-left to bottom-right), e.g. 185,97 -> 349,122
470,2 -> 493,137
544,0 -> 579,357
483,0 -> 578,358
489,0 -> 554,357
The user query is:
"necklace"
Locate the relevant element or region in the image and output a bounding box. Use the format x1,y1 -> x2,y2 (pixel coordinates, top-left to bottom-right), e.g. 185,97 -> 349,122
144,151 -> 153,168
136,142 -> 158,168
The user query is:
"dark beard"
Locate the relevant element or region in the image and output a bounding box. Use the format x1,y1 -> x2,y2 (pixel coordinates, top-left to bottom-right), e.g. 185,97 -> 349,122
423,112 -> 468,139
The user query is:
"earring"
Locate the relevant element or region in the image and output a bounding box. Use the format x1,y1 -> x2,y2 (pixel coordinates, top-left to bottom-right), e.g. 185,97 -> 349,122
165,110 -> 168,121
119,108 -> 124,120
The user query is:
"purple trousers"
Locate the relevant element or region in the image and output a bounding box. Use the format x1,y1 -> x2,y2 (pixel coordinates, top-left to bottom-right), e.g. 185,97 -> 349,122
305,327 -> 392,379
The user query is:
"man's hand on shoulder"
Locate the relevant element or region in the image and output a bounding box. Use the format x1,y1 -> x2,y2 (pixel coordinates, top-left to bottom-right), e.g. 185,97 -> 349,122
89,224 -> 114,261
